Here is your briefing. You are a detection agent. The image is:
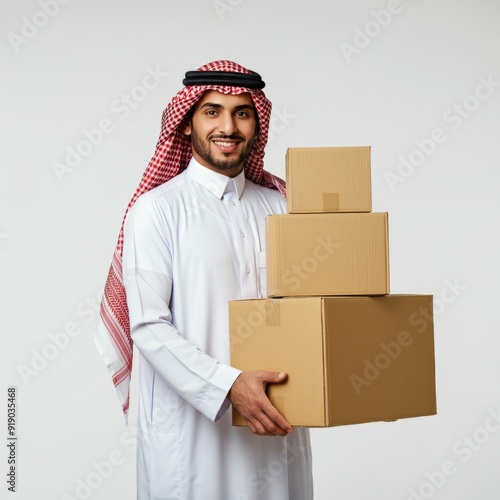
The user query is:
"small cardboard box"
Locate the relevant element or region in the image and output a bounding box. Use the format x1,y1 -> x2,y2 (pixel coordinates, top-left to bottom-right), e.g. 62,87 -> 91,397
286,146 -> 372,213
230,295 -> 436,427
266,213 -> 390,297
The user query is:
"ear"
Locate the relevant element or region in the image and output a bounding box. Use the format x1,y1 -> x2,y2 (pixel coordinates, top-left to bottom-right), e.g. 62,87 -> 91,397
183,119 -> 192,136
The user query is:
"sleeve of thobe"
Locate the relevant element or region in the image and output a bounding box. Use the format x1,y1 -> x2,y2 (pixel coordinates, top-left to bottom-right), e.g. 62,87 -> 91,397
122,195 -> 241,422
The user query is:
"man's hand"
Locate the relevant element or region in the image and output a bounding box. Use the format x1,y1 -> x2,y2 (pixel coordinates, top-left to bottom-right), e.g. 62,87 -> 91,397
228,371 -> 293,437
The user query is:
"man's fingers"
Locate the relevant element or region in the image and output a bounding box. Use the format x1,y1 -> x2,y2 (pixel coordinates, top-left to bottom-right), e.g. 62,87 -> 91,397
244,411 -> 272,436
259,374 -> 293,434
229,370 -> 293,436
260,371 -> 287,384
262,401 -> 293,434
255,408 -> 288,436
246,420 -> 259,435
256,371 -> 293,434
241,400 -> 290,436
247,414 -> 284,437
251,396 -> 293,435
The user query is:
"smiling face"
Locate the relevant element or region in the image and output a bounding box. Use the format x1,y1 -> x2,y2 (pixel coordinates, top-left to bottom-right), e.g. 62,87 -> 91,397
183,90 -> 258,177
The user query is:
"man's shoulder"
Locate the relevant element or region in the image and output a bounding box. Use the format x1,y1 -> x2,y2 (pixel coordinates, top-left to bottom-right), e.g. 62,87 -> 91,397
140,171 -> 189,201
246,179 -> 283,197
127,171 -> 190,220
135,172 -> 186,205
245,178 -> 287,213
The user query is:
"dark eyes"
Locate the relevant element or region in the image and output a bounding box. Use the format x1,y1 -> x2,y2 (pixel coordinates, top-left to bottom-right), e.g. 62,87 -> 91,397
204,109 -> 251,118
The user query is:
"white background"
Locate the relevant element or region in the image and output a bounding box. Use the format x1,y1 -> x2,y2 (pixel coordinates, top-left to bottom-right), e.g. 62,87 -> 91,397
1,0 -> 499,499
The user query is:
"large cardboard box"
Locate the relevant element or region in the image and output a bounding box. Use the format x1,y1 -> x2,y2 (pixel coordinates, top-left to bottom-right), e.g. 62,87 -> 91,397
286,146 -> 372,213
230,295 -> 436,427
266,213 -> 390,297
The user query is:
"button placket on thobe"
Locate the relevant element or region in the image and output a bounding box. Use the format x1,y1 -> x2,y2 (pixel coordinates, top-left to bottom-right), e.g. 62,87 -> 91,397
223,179 -> 259,300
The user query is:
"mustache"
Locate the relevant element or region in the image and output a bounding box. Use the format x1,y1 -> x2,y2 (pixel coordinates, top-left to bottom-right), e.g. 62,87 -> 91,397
209,134 -> 245,141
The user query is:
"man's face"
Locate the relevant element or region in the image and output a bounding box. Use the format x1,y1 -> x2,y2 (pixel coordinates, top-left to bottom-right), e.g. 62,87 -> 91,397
184,90 -> 258,177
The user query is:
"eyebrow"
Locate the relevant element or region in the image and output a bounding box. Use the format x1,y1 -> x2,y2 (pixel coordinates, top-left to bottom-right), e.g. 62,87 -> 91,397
198,102 -> 255,111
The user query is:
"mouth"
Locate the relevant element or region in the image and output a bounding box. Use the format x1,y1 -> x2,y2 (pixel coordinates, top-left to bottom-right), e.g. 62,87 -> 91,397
211,138 -> 242,153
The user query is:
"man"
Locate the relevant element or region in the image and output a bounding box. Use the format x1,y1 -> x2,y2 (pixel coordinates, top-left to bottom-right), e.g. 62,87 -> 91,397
95,60 -> 313,500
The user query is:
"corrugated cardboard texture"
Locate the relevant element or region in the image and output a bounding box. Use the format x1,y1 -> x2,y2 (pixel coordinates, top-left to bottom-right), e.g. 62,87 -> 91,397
286,146 -> 372,213
266,213 -> 390,297
323,295 -> 436,426
229,295 -> 436,428
230,298 -> 326,427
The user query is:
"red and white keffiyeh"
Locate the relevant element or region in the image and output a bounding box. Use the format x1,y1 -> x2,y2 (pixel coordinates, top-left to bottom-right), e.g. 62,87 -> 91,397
94,60 -> 286,421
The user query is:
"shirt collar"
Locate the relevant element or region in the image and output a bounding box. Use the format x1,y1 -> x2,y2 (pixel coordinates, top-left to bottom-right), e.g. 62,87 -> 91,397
186,157 -> 246,200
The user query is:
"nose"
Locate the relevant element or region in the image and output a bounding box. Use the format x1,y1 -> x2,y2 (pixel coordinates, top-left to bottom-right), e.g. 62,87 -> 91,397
218,112 -> 237,136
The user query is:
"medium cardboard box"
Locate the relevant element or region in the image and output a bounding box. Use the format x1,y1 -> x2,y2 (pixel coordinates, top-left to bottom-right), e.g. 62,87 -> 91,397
230,295 -> 436,427
266,213 -> 390,297
286,146 -> 372,213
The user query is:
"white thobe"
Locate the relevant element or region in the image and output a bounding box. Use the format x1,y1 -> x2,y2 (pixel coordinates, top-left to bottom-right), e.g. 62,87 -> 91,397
123,158 -> 313,500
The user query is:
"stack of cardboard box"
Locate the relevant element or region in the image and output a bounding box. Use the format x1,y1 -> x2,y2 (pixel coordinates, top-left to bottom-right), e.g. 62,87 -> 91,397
229,147 -> 437,428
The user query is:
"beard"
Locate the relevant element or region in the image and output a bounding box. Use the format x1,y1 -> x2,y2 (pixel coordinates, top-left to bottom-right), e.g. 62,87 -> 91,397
190,129 -> 256,172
